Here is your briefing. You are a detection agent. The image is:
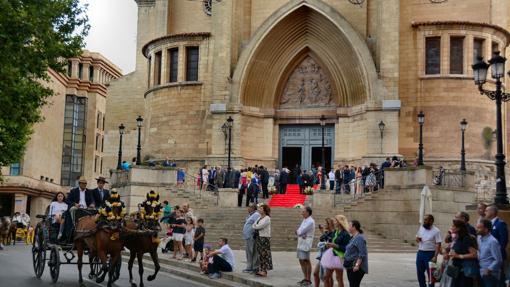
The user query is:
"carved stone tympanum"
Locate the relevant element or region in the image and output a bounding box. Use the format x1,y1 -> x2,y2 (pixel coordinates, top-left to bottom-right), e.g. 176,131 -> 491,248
279,56 -> 333,109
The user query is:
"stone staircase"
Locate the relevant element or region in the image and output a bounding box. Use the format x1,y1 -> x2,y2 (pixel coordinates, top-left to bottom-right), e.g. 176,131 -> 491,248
194,206 -> 416,253
165,187 -> 219,210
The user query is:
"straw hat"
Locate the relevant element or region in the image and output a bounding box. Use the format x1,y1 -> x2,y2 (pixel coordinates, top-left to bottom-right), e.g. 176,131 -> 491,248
95,176 -> 108,183
334,214 -> 349,230
78,176 -> 87,184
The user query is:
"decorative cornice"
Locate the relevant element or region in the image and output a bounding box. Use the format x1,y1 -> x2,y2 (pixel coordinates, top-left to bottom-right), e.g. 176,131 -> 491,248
142,32 -> 211,58
135,0 -> 155,7
411,21 -> 510,43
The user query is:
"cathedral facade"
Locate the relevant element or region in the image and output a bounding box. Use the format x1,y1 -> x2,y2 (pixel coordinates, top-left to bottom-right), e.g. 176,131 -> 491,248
103,0 -> 510,179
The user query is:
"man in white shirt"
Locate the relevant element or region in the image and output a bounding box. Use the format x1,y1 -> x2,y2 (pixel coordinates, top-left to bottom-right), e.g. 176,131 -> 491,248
328,170 -> 335,191
416,214 -> 442,287
207,238 -> 235,279
296,206 -> 315,286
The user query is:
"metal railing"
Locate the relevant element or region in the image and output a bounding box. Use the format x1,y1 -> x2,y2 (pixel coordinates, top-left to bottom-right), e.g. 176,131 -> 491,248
432,169 -> 467,188
332,170 -> 385,207
180,172 -> 220,206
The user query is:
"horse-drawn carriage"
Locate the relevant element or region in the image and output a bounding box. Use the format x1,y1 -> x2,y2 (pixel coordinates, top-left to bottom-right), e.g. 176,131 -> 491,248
31,210 -> 121,284
31,189 -> 163,287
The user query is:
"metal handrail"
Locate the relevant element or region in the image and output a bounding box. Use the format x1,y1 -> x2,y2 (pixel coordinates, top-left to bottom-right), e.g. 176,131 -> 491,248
331,169 -> 385,208
180,172 -> 220,205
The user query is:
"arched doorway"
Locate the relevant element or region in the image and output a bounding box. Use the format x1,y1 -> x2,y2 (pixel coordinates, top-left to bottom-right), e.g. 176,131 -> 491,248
232,1 -> 382,167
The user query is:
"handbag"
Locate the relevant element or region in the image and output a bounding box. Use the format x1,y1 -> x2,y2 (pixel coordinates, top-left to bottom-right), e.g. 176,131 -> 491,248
343,259 -> 355,269
253,230 -> 259,240
320,248 -> 343,270
445,264 -> 459,279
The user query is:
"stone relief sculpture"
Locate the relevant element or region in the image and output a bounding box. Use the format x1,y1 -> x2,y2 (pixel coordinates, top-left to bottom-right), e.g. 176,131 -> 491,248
280,56 -> 333,108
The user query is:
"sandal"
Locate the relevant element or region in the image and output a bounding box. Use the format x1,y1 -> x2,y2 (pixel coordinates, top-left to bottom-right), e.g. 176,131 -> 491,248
255,272 -> 267,277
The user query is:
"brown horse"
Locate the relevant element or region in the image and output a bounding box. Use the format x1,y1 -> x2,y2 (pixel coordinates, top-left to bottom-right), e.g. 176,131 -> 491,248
94,220 -> 124,286
73,215 -> 98,287
123,215 -> 160,287
0,217 -> 11,245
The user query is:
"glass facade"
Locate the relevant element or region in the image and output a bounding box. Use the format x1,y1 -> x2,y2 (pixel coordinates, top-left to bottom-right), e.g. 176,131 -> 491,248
61,95 -> 87,186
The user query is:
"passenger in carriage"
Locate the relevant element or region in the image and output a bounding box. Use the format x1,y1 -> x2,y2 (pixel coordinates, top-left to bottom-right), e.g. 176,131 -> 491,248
48,192 -> 68,240
61,176 -> 95,241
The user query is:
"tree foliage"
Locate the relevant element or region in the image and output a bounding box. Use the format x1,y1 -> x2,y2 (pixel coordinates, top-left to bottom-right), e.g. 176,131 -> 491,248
0,0 -> 89,167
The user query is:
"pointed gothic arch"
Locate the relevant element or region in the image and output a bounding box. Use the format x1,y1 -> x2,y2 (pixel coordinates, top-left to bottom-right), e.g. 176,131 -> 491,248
232,0 -> 378,109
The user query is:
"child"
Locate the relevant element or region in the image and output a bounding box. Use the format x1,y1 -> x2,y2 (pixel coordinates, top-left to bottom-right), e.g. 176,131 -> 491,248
184,217 -> 195,261
172,210 -> 186,260
200,245 -> 213,274
193,218 -> 206,262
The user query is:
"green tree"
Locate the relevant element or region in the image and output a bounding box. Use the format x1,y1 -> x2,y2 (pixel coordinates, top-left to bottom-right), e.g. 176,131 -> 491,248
0,0 -> 89,170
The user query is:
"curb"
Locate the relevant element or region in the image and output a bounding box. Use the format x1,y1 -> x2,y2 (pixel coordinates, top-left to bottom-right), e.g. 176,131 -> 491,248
122,252 -> 273,287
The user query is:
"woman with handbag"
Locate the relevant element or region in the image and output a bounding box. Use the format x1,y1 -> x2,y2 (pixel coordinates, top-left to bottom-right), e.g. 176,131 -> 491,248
448,220 -> 478,287
343,220 -> 368,287
252,204 -> 273,277
322,215 -> 351,287
313,218 -> 335,287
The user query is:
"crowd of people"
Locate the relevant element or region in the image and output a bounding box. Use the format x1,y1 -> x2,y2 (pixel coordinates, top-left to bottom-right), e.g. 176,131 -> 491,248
417,203 -> 509,287
242,204 -> 368,286
196,156 -> 407,209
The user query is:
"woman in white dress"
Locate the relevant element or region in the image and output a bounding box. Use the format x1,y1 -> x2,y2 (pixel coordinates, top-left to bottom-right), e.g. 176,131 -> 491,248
48,192 -> 68,239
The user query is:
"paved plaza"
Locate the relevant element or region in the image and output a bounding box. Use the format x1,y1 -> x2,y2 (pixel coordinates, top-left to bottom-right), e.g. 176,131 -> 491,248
0,242 -> 419,286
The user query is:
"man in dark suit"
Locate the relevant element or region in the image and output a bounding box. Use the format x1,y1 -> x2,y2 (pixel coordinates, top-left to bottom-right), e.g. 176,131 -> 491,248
486,205 -> 508,286
260,166 -> 269,199
63,176 -> 95,241
92,176 -> 110,209
280,167 -> 289,194
67,176 -> 95,209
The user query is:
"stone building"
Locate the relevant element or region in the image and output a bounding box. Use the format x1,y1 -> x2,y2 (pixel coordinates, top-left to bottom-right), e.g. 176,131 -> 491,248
103,0 -> 510,189
0,50 -> 122,217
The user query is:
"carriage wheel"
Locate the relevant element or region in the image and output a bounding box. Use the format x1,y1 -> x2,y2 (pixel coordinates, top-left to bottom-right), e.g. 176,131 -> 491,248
32,226 -> 46,278
48,246 -> 60,283
90,256 -> 101,279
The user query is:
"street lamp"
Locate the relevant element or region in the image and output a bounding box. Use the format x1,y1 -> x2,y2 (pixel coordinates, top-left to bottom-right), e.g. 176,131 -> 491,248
136,116 -> 143,165
320,115 -> 326,190
417,111 -> 425,166
378,121 -> 385,154
460,119 -> 468,172
472,52 -> 509,205
226,116 -> 234,187
117,123 -> 125,170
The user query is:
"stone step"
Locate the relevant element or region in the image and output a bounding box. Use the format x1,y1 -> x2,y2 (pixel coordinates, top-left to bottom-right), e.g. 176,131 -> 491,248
121,255 -> 245,287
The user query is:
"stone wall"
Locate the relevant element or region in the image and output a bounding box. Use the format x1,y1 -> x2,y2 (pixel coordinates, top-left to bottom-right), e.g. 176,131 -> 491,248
343,167 -> 476,244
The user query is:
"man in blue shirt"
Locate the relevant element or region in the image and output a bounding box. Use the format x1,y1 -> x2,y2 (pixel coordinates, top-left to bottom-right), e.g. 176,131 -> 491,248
477,219 -> 503,287
242,204 -> 260,273
486,205 -> 508,286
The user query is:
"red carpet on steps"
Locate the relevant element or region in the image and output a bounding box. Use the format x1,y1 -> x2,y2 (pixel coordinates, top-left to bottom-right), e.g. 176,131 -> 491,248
268,184 -> 306,208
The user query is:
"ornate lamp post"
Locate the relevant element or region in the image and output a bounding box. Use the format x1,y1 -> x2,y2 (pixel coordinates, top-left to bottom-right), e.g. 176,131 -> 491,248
320,115 -> 326,190
226,116 -> 233,187
136,116 -> 143,165
117,123 -> 125,170
460,119 -> 468,172
417,111 -> 425,166
378,121 -> 386,154
472,52 -> 509,205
